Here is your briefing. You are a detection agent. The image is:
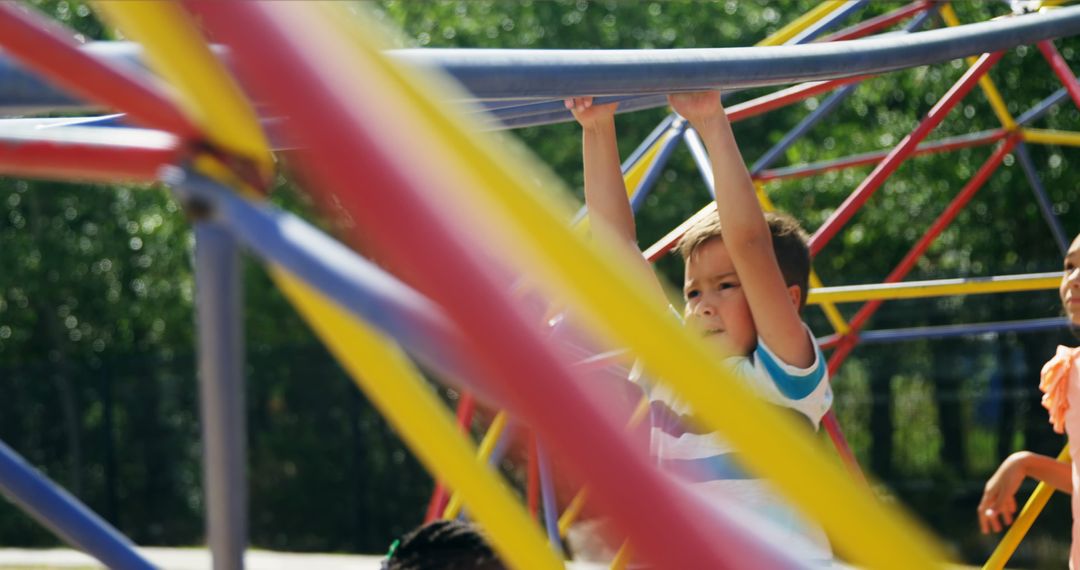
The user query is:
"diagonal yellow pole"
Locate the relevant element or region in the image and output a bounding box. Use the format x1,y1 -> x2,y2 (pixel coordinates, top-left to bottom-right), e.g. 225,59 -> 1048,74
273,268 -> 564,569
983,445 -> 1070,570
91,1 -> 274,188
939,4 -> 1017,131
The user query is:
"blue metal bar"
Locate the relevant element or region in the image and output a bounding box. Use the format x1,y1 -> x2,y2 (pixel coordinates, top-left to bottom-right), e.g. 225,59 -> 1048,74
788,0 -> 870,44
629,119 -> 687,213
0,440 -> 155,570
491,94 -> 669,131
164,168 -> 498,403
819,317 -> 1068,345
194,221 -> 247,570
623,114 -> 678,171
749,6 -> 938,176
570,114 -> 677,225
683,127 -> 715,197
1017,87 -> 1069,125
1014,141 -> 1070,254
756,128 -> 1004,180
391,7 -> 1080,98
536,441 -> 564,553
0,114 -> 126,129
750,83 -> 858,175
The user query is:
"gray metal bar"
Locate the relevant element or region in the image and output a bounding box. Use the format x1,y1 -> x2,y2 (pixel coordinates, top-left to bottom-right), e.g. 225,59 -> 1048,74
391,6 -> 1080,98
194,221 -> 247,570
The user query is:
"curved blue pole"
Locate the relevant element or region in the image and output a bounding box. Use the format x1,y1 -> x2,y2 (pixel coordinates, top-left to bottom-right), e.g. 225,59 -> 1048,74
391,7 -> 1080,98
0,440 -> 155,570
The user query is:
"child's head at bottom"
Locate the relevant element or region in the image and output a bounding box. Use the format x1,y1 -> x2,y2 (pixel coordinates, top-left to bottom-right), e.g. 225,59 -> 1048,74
677,211 -> 810,355
384,519 -> 506,570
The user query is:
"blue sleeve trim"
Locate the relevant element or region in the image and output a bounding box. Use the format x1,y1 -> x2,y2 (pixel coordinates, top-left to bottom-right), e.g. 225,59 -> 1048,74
754,341 -> 826,401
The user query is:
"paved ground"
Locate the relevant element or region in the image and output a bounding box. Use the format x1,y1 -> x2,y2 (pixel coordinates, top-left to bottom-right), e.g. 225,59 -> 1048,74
0,547 -> 609,569
0,548 -> 384,570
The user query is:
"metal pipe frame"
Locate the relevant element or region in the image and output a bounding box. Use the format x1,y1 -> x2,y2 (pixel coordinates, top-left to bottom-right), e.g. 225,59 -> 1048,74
165,169 -> 502,404
629,120 -> 687,212
391,6 -> 1080,98
808,51 -> 1005,256
0,125 -> 182,183
0,4 -> 195,136
807,271 -> 1059,304
0,440 -> 155,570
825,136 -> 1021,374
193,219 -> 247,570
818,317 -> 1067,347
1037,39 -> 1080,110
750,6 -> 937,177
1014,141 -> 1070,254
819,0 -> 934,42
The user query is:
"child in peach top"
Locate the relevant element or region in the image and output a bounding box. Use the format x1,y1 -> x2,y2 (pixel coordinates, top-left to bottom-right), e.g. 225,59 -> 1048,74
979,232 -> 1080,568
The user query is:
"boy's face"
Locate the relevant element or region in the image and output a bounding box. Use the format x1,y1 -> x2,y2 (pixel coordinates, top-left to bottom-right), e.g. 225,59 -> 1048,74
1061,235 -> 1080,326
683,238 -> 756,357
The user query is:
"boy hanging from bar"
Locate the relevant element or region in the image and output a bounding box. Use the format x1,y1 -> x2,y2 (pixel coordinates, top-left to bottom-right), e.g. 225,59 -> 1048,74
566,91 -> 834,564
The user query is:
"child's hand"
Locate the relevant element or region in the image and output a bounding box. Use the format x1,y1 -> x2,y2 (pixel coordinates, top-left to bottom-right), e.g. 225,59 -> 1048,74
977,453 -> 1027,533
565,96 -> 618,130
667,91 -> 723,125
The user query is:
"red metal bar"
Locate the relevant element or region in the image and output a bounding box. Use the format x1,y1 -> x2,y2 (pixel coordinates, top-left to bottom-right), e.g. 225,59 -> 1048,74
755,129 -> 1006,182
821,411 -> 866,484
1038,40 -> 1080,112
726,75 -> 870,124
825,135 -> 1020,375
189,4 -> 768,567
820,1 -> 932,43
0,131 -> 181,183
0,4 -> 198,138
808,51 -> 1004,257
643,128 -> 1006,265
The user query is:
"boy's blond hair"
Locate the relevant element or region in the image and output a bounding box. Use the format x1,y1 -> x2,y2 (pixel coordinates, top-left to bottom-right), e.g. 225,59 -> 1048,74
676,211 -> 811,310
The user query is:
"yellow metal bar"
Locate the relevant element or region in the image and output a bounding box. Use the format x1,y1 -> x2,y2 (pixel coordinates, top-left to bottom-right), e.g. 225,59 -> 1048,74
939,4 -> 1017,130
92,1 -> 273,186
808,272 -> 1060,304
610,542 -> 632,570
1022,128 -> 1080,147
318,4 -> 948,567
756,0 -> 849,47
557,490 -> 588,538
983,445 -> 1070,570
271,267 -> 562,569
443,411 -> 509,520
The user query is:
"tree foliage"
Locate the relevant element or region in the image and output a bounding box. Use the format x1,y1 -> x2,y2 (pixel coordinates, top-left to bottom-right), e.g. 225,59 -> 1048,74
1,1 -> 1079,564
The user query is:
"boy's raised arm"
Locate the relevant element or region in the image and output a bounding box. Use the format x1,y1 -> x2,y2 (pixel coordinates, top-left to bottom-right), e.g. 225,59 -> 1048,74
567,97 -> 668,307
669,92 -> 814,367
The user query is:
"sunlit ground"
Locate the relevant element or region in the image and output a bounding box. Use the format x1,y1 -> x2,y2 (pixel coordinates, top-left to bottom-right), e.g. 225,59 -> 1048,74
0,548 -> 995,569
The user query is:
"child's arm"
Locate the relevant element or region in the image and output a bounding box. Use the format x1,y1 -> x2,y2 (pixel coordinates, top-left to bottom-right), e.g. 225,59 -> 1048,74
668,92 -> 814,367
566,97 -> 668,306
978,450 -> 1071,533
